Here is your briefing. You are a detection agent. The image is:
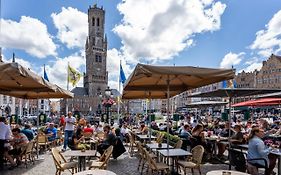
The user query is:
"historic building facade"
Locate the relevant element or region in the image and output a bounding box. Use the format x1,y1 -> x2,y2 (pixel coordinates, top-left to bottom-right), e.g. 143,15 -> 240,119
235,71 -> 256,88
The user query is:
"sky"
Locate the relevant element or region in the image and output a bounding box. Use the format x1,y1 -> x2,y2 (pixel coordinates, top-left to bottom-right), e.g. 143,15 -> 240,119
1,0 -> 281,91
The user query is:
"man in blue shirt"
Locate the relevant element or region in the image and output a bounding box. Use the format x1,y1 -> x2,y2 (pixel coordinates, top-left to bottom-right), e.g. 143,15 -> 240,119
45,123 -> 57,142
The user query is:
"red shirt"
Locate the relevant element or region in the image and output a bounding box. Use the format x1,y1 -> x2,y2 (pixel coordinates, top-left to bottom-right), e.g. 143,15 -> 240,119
60,117 -> 65,126
84,127 -> 93,133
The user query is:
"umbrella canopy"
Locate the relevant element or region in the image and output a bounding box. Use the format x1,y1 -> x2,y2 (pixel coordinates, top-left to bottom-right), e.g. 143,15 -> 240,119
0,62 -> 55,92
122,64 -> 235,99
232,98 -> 281,107
257,91 -> 281,98
0,84 -> 73,99
188,88 -> 281,98
186,100 -> 228,107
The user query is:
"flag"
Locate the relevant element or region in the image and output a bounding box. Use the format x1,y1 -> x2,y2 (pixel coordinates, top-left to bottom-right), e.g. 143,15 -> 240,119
68,65 -> 82,87
119,63 -> 126,84
43,64 -> 49,82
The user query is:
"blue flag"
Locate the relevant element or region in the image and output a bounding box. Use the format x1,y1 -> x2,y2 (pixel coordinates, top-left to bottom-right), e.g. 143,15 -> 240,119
43,64 -> 49,82
120,63 -> 126,84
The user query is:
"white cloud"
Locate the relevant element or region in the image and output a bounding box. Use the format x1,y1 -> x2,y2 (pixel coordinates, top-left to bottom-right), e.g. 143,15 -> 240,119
243,62 -> 262,73
43,51 -> 86,90
250,10 -> 281,57
0,17 -> 57,58
114,0 -> 226,63
107,48 -> 133,90
51,7 -> 88,49
220,52 -> 245,68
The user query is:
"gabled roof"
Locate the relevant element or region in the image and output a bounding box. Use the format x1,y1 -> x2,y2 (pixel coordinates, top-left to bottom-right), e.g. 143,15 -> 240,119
71,87 -> 88,96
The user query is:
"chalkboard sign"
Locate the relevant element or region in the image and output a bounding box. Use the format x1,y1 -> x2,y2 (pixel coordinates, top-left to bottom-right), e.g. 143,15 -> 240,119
221,112 -> 228,121
10,114 -> 18,124
39,113 -> 46,124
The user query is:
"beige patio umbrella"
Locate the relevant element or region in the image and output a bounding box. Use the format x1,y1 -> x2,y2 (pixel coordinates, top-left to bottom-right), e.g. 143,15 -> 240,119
122,63 -> 235,154
0,62 -> 55,92
0,84 -> 74,99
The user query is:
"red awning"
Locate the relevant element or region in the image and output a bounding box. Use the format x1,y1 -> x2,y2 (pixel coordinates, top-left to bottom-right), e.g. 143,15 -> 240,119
232,98 -> 281,107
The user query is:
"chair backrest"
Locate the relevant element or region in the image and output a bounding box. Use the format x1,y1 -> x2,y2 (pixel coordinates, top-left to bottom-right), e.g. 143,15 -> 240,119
25,140 -> 35,154
99,146 -> 113,169
51,148 -> 63,169
191,145 -> 204,165
97,133 -> 104,140
136,142 -> 145,159
229,148 -> 246,172
156,133 -> 164,143
143,148 -> 158,170
174,139 -> 183,149
38,134 -> 47,143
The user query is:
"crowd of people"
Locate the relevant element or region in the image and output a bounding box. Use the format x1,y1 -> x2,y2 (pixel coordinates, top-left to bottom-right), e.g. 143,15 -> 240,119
1,110 -> 281,174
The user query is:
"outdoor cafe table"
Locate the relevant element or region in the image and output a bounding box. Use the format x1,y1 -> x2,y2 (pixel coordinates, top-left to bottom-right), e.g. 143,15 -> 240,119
74,169 -> 116,175
158,148 -> 192,173
146,143 -> 174,150
63,150 -> 97,171
207,170 -> 250,175
237,144 -> 281,175
136,134 -> 156,141
205,136 -> 228,158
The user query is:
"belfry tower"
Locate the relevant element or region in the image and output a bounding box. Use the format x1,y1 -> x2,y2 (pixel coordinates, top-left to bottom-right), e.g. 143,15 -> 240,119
84,4 -> 108,96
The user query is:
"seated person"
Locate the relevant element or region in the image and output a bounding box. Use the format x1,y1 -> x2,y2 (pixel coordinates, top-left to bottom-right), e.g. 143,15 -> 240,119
217,124 -> 244,158
68,134 -> 90,150
179,124 -> 192,139
5,128 -> 29,170
21,124 -> 34,141
45,123 -> 57,142
139,122 -> 148,134
120,123 -> 130,143
97,125 -> 117,155
247,128 -> 277,175
190,124 -> 212,154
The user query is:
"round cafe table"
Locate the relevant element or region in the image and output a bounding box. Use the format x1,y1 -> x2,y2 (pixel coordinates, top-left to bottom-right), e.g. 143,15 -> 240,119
207,170 -> 250,175
74,169 -> 116,175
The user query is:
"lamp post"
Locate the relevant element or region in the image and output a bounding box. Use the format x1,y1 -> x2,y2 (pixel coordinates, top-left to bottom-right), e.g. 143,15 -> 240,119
102,87 -> 113,124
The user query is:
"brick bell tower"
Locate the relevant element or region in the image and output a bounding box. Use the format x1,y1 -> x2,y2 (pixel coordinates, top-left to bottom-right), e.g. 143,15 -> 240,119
84,4 -> 108,96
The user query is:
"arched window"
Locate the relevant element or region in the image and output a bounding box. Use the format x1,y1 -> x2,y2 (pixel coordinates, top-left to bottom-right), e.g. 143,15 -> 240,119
97,18 -> 100,26
92,17 -> 95,26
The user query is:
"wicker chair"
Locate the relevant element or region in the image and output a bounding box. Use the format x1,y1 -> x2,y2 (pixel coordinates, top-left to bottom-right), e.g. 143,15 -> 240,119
51,148 -> 78,175
22,140 -> 35,168
143,148 -> 169,174
174,139 -> 183,149
177,145 -> 204,175
89,145 -> 113,170
128,132 -> 138,156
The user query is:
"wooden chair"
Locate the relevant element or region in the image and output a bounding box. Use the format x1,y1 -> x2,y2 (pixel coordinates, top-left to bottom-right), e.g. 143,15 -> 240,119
143,148 -> 169,174
51,148 -> 78,175
89,145 -> 113,170
174,139 -> 183,149
177,145 -> 204,175
128,132 -> 138,156
136,142 -> 147,173
38,133 -> 51,152
22,140 -> 35,168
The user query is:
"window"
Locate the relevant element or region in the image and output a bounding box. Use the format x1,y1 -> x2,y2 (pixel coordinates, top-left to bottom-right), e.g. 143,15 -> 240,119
97,18 -> 100,26
92,17 -> 95,26
95,54 -> 102,63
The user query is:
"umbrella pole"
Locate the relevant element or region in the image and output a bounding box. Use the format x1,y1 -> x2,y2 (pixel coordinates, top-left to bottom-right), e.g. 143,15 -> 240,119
166,77 -> 170,151
149,92 -> 152,142
36,97 -> 40,157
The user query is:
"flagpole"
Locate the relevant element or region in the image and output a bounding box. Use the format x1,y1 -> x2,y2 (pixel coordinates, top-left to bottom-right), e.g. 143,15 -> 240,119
117,60 -> 121,125
66,62 -> 69,114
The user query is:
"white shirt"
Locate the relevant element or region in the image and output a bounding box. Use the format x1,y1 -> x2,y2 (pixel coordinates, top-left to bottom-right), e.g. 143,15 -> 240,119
121,127 -> 129,135
64,117 -> 76,131
0,122 -> 11,140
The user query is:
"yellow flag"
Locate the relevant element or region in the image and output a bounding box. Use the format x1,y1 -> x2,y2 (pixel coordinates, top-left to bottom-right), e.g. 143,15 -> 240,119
68,65 -> 82,87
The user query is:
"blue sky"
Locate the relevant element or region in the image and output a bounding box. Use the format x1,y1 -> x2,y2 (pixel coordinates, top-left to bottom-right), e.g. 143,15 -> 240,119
1,0 -> 281,91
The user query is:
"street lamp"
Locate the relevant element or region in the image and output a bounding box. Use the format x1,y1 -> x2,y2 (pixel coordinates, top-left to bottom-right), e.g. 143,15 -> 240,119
102,87 -> 113,124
